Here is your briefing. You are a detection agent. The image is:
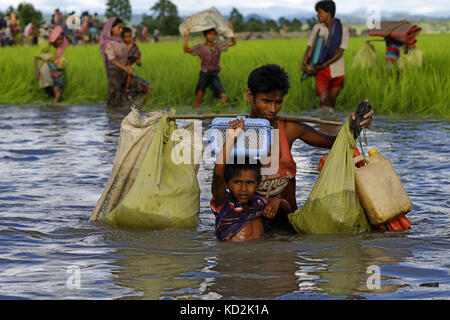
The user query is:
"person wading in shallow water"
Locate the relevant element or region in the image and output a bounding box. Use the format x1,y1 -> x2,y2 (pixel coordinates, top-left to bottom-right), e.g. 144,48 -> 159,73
246,64 -> 373,230
99,17 -> 151,110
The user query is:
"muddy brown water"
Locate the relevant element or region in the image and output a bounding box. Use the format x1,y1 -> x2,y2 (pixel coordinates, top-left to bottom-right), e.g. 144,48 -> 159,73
0,104 -> 448,299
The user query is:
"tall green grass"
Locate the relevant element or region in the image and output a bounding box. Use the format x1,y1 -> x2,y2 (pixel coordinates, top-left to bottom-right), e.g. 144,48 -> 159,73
0,34 -> 449,117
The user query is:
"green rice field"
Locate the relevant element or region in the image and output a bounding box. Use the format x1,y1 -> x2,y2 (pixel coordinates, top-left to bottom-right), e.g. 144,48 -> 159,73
0,33 -> 449,117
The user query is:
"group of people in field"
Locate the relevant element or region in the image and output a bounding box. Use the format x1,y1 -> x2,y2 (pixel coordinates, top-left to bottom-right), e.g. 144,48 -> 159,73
31,1 -> 351,110
33,1 -> 374,242
1,9 -> 100,47
31,15 -> 153,104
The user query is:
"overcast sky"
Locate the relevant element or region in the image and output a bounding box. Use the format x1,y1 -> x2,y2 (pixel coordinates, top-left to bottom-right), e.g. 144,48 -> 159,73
1,0 -> 449,16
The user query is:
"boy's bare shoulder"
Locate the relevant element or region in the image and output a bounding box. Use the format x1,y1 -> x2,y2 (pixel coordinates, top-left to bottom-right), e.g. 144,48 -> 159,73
284,120 -> 309,136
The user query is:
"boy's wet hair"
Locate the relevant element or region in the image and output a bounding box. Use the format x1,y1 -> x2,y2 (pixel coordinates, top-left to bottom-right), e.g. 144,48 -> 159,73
122,26 -> 132,37
315,0 -> 336,18
247,64 -> 290,96
203,28 -> 217,37
224,157 -> 262,184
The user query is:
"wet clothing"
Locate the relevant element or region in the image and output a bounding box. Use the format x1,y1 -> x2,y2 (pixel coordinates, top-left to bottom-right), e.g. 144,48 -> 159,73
105,67 -> 150,109
211,191 -> 267,241
257,120 -> 297,213
195,71 -> 226,97
315,66 -> 345,96
100,18 -> 150,109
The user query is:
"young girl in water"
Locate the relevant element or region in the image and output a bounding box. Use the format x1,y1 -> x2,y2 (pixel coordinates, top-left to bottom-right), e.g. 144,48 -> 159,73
211,118 -> 281,242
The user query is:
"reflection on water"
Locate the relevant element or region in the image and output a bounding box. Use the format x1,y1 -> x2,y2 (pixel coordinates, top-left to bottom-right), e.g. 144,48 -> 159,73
0,105 -> 449,299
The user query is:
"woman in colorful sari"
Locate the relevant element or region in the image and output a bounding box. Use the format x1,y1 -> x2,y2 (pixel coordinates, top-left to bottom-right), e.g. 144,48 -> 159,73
99,17 -> 151,110
34,26 -> 70,103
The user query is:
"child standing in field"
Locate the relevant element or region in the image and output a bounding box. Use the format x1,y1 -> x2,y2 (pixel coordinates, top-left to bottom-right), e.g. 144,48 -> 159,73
184,19 -> 236,108
211,118 -> 282,242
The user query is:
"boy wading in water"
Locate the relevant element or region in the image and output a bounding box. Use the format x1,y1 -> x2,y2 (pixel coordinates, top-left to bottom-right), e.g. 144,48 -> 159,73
246,64 -> 373,230
301,0 -> 349,112
211,118 -> 283,242
184,19 -> 236,108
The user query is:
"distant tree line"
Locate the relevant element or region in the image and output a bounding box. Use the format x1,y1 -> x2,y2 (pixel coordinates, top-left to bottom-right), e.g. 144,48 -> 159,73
1,0 -> 319,37
140,1 -> 318,36
0,3 -> 44,29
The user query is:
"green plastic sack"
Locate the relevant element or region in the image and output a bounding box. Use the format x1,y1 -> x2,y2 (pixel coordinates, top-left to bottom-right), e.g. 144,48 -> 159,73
352,40 -> 377,69
288,120 -> 371,234
106,115 -> 200,229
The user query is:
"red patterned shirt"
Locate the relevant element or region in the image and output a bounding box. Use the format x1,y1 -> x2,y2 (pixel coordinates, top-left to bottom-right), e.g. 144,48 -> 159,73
191,42 -> 229,73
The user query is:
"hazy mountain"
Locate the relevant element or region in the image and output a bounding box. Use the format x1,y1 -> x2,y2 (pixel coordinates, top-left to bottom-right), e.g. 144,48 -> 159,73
42,5 -> 450,27
180,6 -> 450,22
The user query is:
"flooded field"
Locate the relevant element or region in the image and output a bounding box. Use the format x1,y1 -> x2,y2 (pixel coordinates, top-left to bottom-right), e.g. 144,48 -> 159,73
0,104 -> 448,299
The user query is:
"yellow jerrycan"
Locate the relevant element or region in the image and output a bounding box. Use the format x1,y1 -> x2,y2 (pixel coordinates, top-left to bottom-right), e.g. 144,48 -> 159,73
353,148 -> 412,226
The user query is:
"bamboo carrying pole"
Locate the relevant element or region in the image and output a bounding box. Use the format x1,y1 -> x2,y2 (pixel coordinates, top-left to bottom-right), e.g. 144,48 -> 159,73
167,114 -> 343,126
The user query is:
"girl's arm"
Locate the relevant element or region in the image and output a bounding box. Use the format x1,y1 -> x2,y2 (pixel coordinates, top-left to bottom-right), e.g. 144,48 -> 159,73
183,28 -> 193,53
211,118 -> 244,205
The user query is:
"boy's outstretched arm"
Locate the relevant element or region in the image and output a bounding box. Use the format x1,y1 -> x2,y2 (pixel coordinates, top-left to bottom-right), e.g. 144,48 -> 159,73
183,28 -> 193,53
285,101 -> 374,148
211,118 -> 244,205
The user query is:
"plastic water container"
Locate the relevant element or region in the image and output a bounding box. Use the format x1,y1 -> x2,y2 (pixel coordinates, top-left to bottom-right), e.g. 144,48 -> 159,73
208,117 -> 272,159
353,148 -> 412,226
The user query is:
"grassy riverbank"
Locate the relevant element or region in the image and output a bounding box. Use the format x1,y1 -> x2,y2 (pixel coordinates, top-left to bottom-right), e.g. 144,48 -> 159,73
0,33 -> 448,117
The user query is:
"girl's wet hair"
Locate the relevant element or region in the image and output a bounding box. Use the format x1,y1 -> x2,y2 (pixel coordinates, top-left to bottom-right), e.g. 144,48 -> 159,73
315,0 -> 336,17
247,64 -> 290,96
224,157 -> 262,184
